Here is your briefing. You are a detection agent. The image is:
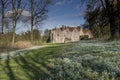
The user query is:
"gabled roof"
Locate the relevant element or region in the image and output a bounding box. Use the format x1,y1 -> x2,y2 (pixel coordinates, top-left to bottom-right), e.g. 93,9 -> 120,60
60,27 -> 66,31
76,26 -> 81,31
52,26 -> 82,32
67,27 -> 75,32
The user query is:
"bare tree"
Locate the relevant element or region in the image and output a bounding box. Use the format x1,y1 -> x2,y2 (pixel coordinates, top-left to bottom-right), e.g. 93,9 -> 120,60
27,0 -> 51,41
0,0 -> 10,64
0,0 -> 9,34
9,0 -> 25,46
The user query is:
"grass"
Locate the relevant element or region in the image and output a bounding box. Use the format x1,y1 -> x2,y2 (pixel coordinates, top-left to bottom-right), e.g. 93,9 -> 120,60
0,40 -> 120,80
0,43 -> 71,80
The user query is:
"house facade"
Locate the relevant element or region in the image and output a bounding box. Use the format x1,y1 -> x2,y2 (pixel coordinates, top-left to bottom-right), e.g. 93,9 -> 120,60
51,25 -> 93,43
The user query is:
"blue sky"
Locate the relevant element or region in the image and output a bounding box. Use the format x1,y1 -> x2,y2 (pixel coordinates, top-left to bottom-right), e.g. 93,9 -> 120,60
1,0 -> 86,33
41,0 -> 86,31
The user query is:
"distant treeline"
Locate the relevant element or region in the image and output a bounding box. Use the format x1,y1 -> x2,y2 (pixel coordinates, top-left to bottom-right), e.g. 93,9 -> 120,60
0,29 -> 51,46
0,0 -> 51,47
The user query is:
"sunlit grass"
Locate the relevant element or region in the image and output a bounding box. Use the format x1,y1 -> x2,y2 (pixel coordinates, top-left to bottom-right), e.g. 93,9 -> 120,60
0,43 -> 70,80
0,40 -> 120,80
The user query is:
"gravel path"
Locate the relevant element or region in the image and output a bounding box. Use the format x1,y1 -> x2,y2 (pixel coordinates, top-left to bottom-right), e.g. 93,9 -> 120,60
0,45 -> 48,60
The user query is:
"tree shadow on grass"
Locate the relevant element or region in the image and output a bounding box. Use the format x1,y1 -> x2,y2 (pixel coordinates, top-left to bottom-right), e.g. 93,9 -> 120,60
14,54 -> 52,80
1,45 -> 66,80
13,46 -> 61,80
4,54 -> 16,80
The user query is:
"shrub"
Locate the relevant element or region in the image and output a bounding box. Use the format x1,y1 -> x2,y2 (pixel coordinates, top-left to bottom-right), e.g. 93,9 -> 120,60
80,35 -> 89,40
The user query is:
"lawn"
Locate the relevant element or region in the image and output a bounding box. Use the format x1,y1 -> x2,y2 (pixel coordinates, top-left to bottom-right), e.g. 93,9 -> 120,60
0,40 -> 120,80
0,43 -> 71,80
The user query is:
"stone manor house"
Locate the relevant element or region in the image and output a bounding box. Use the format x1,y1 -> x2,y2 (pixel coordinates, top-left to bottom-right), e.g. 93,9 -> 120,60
51,25 -> 93,43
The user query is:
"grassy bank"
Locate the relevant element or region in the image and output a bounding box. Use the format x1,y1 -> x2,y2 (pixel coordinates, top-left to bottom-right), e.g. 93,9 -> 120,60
0,40 -> 120,80
53,40 -> 120,80
0,43 -> 70,80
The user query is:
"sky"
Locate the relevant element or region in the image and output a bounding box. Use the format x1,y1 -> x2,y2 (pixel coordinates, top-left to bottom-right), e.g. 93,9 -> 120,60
41,0 -> 86,31
0,0 -> 87,33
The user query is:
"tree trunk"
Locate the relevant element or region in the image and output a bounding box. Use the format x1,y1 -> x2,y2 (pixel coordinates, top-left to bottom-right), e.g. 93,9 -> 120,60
1,12 -> 4,34
118,16 -> 120,38
105,0 -> 118,39
30,20 -> 34,41
12,21 -> 16,47
109,15 -> 117,39
1,0 -> 5,34
30,0 -> 34,41
117,0 -> 120,38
